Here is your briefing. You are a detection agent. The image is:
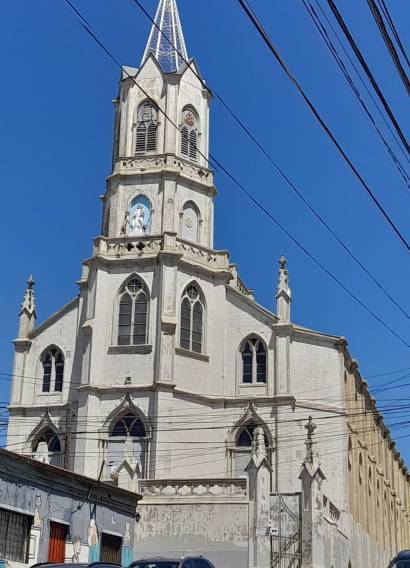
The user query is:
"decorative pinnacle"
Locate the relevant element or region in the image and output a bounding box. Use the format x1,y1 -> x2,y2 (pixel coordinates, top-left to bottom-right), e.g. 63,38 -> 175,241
252,426 -> 267,462
19,275 -> 36,316
276,255 -> 290,295
142,0 -> 188,73
304,416 -> 317,465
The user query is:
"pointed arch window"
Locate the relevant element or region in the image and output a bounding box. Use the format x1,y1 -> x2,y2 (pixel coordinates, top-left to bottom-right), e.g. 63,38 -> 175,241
33,429 -> 62,466
41,348 -> 64,393
135,101 -> 158,155
231,422 -> 271,476
180,284 -> 204,353
181,108 -> 198,162
107,412 -> 148,478
240,337 -> 266,384
117,277 -> 149,346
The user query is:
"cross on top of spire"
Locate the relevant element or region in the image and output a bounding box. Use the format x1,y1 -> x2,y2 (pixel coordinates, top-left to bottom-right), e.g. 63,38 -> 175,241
142,0 -> 188,73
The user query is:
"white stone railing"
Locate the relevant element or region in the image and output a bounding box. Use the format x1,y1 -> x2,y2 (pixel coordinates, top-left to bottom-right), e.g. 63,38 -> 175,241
113,153 -> 214,185
139,478 -> 248,500
93,234 -> 230,271
323,495 -> 341,525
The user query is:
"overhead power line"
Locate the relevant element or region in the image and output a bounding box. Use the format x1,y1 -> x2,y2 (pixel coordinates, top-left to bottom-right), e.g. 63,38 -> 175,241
301,0 -> 410,193
237,0 -> 410,253
366,0 -> 410,96
325,0 -> 410,156
60,0 -> 410,348
130,0 -> 410,322
376,0 -> 410,69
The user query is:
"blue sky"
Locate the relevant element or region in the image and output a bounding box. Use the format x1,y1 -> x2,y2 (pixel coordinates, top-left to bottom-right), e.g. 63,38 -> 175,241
0,1 -> 409,456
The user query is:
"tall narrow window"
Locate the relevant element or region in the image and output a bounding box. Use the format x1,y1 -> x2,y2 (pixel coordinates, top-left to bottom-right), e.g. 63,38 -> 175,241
135,101 -> 158,154
181,108 -> 198,161
240,337 -> 266,384
41,348 -> 64,393
232,423 -> 270,476
0,509 -> 32,563
180,284 -> 204,353
117,278 -> 149,346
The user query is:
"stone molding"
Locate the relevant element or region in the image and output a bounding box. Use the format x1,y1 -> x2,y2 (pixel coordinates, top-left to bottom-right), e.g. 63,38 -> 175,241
107,345 -> 153,355
175,346 -> 209,362
112,153 -> 215,188
139,477 -> 247,502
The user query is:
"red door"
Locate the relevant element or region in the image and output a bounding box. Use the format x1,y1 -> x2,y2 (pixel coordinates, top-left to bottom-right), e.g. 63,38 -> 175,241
48,522 -> 68,563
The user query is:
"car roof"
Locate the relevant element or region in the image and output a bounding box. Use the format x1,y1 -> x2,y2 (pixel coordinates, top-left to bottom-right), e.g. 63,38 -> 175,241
396,551 -> 410,559
132,557 -> 207,563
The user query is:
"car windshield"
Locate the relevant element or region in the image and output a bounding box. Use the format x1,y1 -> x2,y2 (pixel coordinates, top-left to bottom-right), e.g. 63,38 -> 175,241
132,563 -> 179,568
392,562 -> 410,567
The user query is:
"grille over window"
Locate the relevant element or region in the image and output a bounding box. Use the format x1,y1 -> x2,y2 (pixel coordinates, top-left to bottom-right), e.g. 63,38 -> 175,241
0,508 -> 32,563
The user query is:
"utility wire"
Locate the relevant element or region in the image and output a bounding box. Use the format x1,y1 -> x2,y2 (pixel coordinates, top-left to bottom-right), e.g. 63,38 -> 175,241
237,0 -> 410,253
376,0 -> 410,69
60,0 -> 410,348
326,0 -> 410,156
302,0 -> 410,193
131,0 -> 410,322
366,0 -> 410,96
312,0 -> 410,166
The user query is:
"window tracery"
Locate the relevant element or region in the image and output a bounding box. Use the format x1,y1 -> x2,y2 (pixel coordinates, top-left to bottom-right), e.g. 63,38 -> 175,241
41,348 -> 64,393
117,277 -> 149,346
180,284 -> 204,353
240,337 -> 266,384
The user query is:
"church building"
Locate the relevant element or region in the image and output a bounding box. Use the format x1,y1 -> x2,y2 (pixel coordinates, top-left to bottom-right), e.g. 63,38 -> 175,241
5,1 -> 410,566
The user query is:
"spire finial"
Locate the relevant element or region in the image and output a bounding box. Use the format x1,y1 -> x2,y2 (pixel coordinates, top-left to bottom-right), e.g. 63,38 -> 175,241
304,416 -> 317,465
20,275 -> 36,316
276,255 -> 291,322
142,0 -> 188,73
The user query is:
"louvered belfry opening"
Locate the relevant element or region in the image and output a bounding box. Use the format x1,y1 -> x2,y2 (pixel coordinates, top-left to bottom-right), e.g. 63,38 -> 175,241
135,101 -> 158,154
181,108 -> 198,162
100,533 -> 123,564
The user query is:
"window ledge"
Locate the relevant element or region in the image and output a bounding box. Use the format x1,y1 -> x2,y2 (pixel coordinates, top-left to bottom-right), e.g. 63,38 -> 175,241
175,346 -> 209,362
239,383 -> 267,388
108,345 -> 153,355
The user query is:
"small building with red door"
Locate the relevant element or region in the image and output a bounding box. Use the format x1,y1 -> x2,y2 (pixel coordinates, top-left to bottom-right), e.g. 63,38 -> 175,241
0,449 -> 141,567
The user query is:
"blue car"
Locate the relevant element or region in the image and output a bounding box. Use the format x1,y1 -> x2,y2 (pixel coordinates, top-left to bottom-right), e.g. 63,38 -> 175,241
389,551 -> 410,567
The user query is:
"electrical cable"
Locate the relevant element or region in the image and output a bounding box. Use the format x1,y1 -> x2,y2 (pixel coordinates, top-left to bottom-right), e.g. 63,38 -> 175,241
376,0 -> 410,69
366,0 -> 410,96
237,0 -> 410,253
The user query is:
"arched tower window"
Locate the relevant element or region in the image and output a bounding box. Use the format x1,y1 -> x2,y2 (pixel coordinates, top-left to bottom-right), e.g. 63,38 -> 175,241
232,423 -> 270,476
135,101 -> 158,155
41,347 -> 64,393
117,277 -> 149,346
181,201 -> 200,243
180,284 -> 205,353
33,429 -> 62,466
181,107 -> 198,161
107,412 -> 147,476
240,337 -> 266,384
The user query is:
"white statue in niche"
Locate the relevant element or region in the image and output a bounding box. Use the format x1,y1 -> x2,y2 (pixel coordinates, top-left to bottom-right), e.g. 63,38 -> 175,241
130,205 -> 145,236
34,441 -> 49,464
127,195 -> 151,237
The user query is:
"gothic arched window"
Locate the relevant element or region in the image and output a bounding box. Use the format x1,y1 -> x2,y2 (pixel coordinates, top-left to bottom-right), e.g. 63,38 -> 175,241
41,347 -> 64,393
240,337 -> 266,384
181,201 -> 200,243
135,101 -> 158,154
180,284 -> 204,353
33,429 -> 62,466
107,412 -> 147,476
181,108 -> 198,161
117,277 -> 149,346
231,423 -> 270,476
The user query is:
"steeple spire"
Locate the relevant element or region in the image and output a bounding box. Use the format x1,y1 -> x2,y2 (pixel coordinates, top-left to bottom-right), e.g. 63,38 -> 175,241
142,0 -> 188,73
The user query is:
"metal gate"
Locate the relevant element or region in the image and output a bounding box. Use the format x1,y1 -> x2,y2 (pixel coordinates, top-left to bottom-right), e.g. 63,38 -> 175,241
270,493 -> 301,568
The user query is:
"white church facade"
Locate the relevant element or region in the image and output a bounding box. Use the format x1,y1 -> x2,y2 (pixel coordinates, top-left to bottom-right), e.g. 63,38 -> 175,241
6,1 -> 410,566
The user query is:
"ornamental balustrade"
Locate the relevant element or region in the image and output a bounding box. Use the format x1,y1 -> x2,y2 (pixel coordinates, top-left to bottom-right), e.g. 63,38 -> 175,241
139,477 -> 248,500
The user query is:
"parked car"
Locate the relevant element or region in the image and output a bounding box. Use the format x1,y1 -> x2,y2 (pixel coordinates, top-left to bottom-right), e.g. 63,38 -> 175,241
129,556 -> 216,568
388,550 -> 410,567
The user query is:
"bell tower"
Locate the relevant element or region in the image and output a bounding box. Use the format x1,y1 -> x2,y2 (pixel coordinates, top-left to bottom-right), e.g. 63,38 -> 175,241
102,0 -> 215,249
